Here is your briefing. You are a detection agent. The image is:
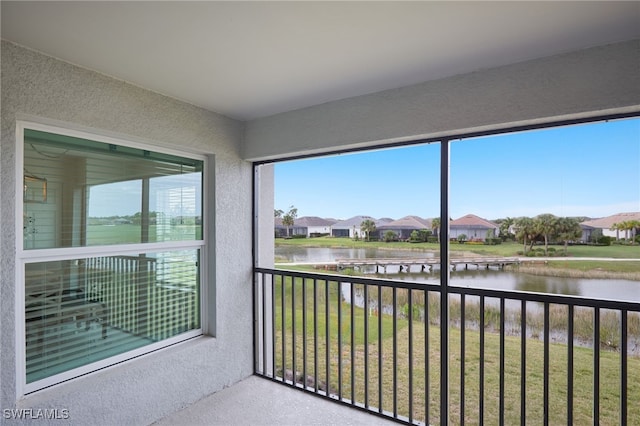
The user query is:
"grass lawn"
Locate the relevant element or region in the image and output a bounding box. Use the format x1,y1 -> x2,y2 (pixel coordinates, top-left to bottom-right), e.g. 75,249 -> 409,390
87,223 -> 201,244
270,276 -> 640,425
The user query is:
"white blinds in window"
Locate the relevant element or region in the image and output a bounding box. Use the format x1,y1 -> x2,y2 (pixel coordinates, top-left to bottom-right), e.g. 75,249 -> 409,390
25,251 -> 200,384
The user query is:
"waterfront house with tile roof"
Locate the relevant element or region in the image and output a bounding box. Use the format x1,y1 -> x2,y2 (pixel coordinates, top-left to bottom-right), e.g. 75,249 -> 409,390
580,212 -> 640,241
377,215 -> 432,240
450,214 -> 499,241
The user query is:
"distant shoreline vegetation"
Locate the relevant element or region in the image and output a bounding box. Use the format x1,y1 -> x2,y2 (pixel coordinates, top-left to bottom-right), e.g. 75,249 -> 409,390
88,213 -> 201,226
274,236 -> 640,258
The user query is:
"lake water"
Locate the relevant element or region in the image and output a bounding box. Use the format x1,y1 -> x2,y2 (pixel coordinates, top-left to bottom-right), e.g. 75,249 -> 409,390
275,246 -> 640,303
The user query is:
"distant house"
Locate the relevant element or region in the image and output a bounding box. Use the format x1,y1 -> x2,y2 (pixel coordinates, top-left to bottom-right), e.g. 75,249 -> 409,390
580,212 -> 640,242
274,216 -> 336,237
331,216 -> 392,238
377,215 -> 432,240
300,216 -> 337,236
450,214 -> 499,241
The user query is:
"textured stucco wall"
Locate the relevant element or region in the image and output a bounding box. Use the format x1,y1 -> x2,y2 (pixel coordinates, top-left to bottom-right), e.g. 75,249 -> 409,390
256,164 -> 275,268
243,39 -> 640,161
1,41 -> 253,425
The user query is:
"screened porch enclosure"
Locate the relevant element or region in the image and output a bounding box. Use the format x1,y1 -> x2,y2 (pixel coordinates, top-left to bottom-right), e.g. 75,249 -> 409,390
254,116 -> 640,424
21,127 -> 204,388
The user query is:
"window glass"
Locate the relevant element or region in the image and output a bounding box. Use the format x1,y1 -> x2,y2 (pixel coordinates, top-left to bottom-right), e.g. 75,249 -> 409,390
21,126 -> 205,391
23,129 -> 203,249
25,250 -> 200,383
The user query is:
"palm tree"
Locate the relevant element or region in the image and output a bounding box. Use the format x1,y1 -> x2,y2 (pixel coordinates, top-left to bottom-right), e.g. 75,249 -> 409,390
431,217 -> 441,243
515,216 -> 536,254
611,221 -> 623,241
535,213 -> 558,256
281,205 -> 297,237
360,219 -> 377,242
615,220 -> 640,245
499,217 -> 514,240
629,220 -> 640,245
555,217 -> 582,255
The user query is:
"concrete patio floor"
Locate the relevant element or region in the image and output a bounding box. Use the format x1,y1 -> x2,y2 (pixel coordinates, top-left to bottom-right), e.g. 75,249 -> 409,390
153,375 -> 397,426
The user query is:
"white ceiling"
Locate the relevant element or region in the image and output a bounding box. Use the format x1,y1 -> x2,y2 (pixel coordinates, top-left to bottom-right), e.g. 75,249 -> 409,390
2,1 -> 639,121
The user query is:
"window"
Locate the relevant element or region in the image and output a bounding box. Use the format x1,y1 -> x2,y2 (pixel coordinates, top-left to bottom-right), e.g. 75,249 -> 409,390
19,123 -> 205,393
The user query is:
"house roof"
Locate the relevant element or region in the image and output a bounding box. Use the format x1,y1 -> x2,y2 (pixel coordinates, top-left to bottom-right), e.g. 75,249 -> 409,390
3,2 -> 638,120
378,215 -> 432,230
450,214 -> 498,229
293,216 -> 336,227
377,218 -> 395,224
581,212 -> 640,229
332,216 -> 378,229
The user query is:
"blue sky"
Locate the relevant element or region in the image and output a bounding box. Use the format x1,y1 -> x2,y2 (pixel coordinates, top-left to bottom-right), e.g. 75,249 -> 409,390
275,117 -> 640,221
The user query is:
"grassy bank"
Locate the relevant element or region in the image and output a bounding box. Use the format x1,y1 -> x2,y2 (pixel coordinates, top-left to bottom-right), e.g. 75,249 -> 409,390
515,261 -> 640,281
270,276 -> 640,424
275,236 -> 640,259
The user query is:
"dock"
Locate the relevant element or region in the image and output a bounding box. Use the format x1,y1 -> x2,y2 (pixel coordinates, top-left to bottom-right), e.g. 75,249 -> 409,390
335,257 -> 521,274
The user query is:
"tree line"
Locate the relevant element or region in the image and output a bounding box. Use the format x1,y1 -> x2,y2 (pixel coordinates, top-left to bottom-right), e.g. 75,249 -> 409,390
508,215 -> 639,253
610,220 -> 640,244
506,214 -> 583,255
276,205 -> 638,251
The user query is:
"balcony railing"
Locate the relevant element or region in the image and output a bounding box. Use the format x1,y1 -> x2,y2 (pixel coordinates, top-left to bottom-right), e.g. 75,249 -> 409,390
253,267 -> 640,425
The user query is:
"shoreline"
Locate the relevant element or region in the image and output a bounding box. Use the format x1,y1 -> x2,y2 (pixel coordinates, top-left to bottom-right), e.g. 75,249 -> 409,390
512,264 -> 640,281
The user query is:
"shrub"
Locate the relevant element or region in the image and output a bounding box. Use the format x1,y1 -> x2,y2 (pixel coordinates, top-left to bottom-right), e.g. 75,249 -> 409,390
409,230 -> 421,243
401,303 -> 421,320
597,236 -> 612,246
291,234 -> 307,239
383,230 -> 398,242
427,236 -> 438,243
409,229 -> 431,243
484,237 -> 502,245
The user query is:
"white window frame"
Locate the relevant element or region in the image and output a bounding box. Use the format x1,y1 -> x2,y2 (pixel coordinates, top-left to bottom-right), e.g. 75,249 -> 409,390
15,121 -> 208,396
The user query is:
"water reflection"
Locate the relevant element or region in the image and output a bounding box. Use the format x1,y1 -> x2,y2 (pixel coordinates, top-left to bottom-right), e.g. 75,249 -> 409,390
275,246 -> 640,302
514,274 -> 578,296
275,246 -> 433,263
